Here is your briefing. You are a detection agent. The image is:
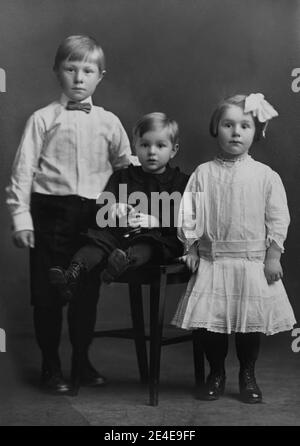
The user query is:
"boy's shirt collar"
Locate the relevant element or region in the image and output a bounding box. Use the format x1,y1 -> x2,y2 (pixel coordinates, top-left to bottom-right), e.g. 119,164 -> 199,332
59,93 -> 93,108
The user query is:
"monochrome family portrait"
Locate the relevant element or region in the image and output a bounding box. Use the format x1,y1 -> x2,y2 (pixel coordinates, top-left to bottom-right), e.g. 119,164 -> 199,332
0,0 -> 299,428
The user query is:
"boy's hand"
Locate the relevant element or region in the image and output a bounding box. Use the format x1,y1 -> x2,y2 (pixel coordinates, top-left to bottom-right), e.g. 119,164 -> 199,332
111,203 -> 134,220
264,259 -> 283,284
128,213 -> 160,229
13,230 -> 35,249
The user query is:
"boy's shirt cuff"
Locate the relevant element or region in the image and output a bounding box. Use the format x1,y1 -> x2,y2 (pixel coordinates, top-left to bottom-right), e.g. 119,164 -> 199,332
12,212 -> 34,233
129,155 -> 140,166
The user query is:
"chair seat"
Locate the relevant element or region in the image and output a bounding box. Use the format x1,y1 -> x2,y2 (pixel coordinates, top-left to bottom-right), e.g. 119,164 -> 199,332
114,262 -> 191,285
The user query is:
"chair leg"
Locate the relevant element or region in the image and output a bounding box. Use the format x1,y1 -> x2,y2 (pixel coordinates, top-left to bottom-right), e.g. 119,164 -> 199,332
70,352 -> 82,397
192,330 -> 205,388
129,283 -> 149,385
149,271 -> 167,406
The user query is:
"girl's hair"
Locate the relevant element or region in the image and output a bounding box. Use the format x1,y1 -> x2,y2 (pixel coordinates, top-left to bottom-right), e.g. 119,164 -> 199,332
53,35 -> 106,73
209,94 -> 265,141
133,112 -> 179,146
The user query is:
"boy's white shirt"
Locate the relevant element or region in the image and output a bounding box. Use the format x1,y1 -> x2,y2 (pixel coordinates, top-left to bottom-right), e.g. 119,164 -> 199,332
6,94 -> 139,232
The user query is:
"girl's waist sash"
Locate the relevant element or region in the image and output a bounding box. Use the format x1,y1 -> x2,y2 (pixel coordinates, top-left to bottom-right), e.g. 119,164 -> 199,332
198,239 -> 266,260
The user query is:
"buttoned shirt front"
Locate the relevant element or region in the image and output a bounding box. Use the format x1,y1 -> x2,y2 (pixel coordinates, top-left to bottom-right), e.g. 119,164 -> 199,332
6,94 -> 137,231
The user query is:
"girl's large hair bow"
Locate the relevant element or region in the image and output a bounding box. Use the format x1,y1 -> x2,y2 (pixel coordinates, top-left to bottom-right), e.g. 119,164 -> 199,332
244,93 -> 278,137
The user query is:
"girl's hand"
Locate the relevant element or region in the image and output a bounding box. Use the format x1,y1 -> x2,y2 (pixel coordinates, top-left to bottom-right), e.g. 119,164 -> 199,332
184,242 -> 200,273
13,230 -> 35,249
128,212 -> 160,229
264,240 -> 283,284
185,252 -> 200,273
264,259 -> 283,284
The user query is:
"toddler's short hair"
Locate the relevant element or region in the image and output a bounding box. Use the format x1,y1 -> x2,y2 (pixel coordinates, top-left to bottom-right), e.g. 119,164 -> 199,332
133,112 -> 179,146
53,35 -> 106,73
209,94 -> 264,141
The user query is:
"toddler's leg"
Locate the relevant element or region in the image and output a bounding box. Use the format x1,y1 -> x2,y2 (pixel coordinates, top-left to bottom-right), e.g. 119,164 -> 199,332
198,329 -> 228,401
72,244 -> 108,271
49,244 -> 107,303
127,243 -> 154,267
101,242 -> 154,284
235,333 -> 262,403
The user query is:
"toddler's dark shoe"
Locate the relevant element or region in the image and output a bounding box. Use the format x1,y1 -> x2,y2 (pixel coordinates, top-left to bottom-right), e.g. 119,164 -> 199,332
239,363 -> 262,404
200,371 -> 226,401
101,249 -> 132,284
49,262 -> 86,304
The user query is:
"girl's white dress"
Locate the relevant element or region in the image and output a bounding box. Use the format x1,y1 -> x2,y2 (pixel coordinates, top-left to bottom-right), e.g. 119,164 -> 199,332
172,155 -> 296,335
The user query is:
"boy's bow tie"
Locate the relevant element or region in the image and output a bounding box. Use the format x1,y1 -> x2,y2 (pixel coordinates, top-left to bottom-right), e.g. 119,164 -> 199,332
66,101 -> 92,113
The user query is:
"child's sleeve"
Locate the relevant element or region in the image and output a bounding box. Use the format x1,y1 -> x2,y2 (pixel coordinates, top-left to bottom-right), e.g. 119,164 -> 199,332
265,170 -> 290,252
6,113 -> 44,232
109,117 -> 139,170
95,170 -> 127,230
177,169 -> 204,252
96,169 -> 125,213
102,169 -> 122,197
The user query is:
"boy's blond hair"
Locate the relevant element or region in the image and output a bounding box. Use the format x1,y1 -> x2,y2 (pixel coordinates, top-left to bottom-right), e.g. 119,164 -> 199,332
53,35 -> 106,73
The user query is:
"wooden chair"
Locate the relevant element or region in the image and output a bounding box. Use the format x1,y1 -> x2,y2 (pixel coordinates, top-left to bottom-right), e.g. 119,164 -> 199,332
94,262 -> 205,406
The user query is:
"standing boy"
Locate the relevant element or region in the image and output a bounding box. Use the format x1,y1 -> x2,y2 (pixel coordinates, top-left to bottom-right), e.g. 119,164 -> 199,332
6,35 -> 135,394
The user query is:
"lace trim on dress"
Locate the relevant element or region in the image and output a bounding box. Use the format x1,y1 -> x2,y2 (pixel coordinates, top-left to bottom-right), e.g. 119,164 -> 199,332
215,153 -> 250,166
172,321 -> 295,336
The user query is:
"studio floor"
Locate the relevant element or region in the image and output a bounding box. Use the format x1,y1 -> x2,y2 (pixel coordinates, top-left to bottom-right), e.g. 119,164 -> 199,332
0,329 -> 299,426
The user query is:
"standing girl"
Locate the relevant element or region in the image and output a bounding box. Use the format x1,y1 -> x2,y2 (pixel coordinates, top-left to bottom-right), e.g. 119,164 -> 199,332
173,93 -> 296,403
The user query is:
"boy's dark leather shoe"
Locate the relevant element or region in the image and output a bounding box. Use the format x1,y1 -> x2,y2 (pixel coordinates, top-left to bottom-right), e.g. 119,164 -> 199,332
80,365 -> 107,387
201,372 -> 226,401
239,364 -> 262,404
41,368 -> 72,395
71,357 -> 107,387
49,262 -> 86,304
101,249 -> 132,284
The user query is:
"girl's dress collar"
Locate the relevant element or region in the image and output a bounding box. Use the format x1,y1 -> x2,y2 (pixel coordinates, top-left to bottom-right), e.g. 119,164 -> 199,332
215,153 -> 251,166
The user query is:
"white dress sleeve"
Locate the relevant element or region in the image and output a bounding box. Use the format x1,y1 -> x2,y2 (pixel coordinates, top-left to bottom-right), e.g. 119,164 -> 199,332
265,170 -> 290,252
177,168 -> 204,252
6,113 -> 45,232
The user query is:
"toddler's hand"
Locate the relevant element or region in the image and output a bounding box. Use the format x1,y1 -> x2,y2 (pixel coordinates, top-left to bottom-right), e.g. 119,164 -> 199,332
111,203 -> 134,220
264,258 -> 283,284
128,213 -> 160,229
13,230 -> 35,249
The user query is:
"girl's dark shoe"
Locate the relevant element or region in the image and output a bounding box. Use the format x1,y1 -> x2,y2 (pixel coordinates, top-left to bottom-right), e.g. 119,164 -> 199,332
101,249 -> 132,284
239,363 -> 262,404
201,372 -> 226,401
49,262 -> 86,304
